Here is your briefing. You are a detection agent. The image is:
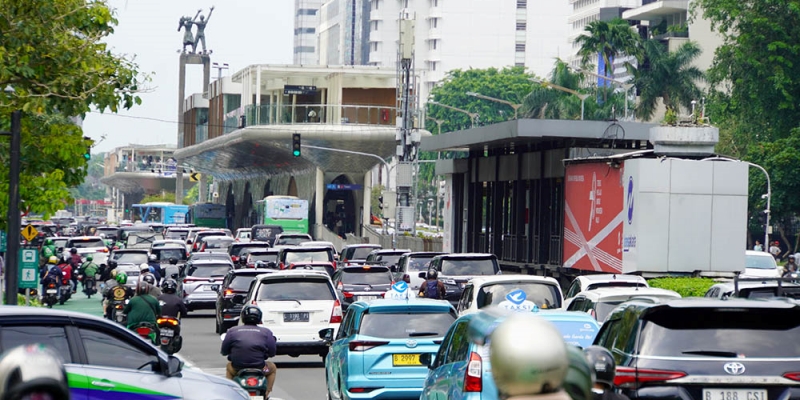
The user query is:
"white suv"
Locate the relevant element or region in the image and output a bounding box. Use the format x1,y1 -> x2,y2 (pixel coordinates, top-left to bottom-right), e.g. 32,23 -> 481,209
245,270 -> 342,359
456,275 -> 564,316
65,236 -> 110,265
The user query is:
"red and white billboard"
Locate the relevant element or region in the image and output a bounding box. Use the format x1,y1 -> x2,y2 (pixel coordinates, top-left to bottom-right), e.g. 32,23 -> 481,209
562,163 -> 624,273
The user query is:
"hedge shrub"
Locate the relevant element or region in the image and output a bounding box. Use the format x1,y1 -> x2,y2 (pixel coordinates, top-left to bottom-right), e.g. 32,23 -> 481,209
647,277 -> 716,298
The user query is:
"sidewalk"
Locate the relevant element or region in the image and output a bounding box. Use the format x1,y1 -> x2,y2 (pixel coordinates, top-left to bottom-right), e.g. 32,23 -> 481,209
52,289 -> 105,318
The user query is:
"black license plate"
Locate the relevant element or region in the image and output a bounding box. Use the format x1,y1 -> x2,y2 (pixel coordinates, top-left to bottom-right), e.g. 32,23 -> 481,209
283,312 -> 309,322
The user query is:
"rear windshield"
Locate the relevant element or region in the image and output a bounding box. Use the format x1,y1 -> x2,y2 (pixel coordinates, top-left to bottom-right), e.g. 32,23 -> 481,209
746,255 -> 778,270
406,256 -> 435,272
232,246 -> 267,257
341,270 -> 392,285
95,228 -> 119,237
477,282 -> 561,309
741,287 -> 800,299
189,264 -> 231,278
290,265 -> 335,276
249,253 -> 278,263
153,248 -> 185,261
67,239 -> 105,249
165,230 -> 188,240
230,275 -> 257,291
204,239 -> 234,249
375,254 -> 403,267
349,247 -> 380,260
285,250 -> 332,264
275,236 -> 310,246
441,258 -> 497,276
358,312 -> 456,339
595,301 -> 625,322
114,253 -> 148,265
257,279 -> 335,301
638,307 -> 800,358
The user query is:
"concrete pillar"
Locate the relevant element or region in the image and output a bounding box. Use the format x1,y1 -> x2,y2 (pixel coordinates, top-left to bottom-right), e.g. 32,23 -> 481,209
255,66 -> 262,124
315,168 -> 325,239
198,174 -> 208,203
363,170 -> 372,238
176,170 -> 183,204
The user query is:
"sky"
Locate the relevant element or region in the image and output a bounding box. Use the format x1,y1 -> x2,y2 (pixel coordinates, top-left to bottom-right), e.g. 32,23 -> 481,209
84,0 -> 294,153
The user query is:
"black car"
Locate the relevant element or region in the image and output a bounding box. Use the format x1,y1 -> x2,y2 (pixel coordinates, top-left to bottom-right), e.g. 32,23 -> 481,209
594,298 -> 800,400
244,249 -> 280,268
339,244 -> 382,266
365,249 -> 411,271
215,268 -> 274,334
251,224 -> 283,247
332,265 -> 394,310
229,241 -> 270,265
425,253 -> 501,306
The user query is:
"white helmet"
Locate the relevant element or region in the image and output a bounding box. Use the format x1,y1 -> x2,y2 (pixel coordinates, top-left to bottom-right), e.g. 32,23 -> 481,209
489,313 -> 569,397
139,263 -> 150,272
0,344 -> 70,400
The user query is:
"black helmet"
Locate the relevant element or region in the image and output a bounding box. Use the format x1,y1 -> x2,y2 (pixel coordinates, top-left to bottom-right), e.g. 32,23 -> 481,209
162,279 -> 178,294
107,260 -> 118,269
169,257 -> 178,265
427,269 -> 438,280
241,305 -> 263,325
141,274 -> 156,286
584,345 -> 615,389
69,248 -> 78,254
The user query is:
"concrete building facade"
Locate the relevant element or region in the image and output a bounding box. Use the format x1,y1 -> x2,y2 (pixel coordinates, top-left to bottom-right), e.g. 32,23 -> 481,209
294,0 -> 325,65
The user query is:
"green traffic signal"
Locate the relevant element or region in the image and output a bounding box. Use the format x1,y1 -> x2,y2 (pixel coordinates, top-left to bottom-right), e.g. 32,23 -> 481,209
292,133 -> 301,157
83,152 -> 91,160
293,149 -> 300,157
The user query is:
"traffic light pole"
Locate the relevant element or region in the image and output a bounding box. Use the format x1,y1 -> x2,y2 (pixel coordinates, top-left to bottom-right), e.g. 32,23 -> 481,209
300,144 -> 397,249
1,111 -> 21,305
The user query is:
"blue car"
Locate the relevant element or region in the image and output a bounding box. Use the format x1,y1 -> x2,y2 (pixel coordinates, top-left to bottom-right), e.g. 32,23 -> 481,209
320,298 -> 457,400
419,308 -> 600,400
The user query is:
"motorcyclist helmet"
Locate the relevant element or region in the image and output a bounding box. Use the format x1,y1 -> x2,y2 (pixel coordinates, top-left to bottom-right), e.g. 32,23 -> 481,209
0,344 -> 70,400
48,256 -> 58,264
136,281 -> 152,296
139,263 -> 150,272
115,272 -> 127,284
169,257 -> 178,265
162,279 -> 178,294
255,261 -> 266,268
44,238 -> 53,246
584,345 -> 615,389
241,305 -> 263,325
489,313 -> 569,397
141,274 -> 156,286
69,248 -> 78,254
86,255 -> 93,262
565,344 -> 594,400
107,260 -> 118,269
148,254 -> 157,262
427,269 -> 438,280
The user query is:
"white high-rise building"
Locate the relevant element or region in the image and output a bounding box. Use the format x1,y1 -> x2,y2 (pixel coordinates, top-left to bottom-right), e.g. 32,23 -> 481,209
294,0 -> 325,64
318,0 -> 372,65
317,0 -> 570,102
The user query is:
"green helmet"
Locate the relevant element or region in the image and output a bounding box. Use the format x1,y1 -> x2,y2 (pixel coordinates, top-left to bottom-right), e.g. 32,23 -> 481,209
86,255 -> 93,261
563,344 -> 594,400
115,272 -> 128,284
45,238 -> 53,245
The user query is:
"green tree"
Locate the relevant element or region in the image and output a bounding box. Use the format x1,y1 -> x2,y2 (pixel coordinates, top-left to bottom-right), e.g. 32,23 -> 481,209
0,0 -> 145,228
575,18 -> 642,81
141,193 -> 177,204
183,185 -> 199,205
625,40 -> 704,121
70,152 -> 107,201
695,0 -> 800,143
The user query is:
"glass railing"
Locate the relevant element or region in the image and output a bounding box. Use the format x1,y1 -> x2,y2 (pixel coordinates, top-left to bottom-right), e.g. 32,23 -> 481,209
240,104 -> 398,127
113,161 -> 179,174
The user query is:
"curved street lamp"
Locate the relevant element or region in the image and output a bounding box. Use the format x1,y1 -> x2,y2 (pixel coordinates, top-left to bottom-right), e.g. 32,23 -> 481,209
569,66 -> 635,121
530,78 -> 590,120
465,92 -> 522,120
429,101 -> 479,128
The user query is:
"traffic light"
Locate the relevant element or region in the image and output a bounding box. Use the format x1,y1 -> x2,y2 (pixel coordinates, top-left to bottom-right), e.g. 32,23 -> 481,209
82,136 -> 93,160
292,133 -> 301,157
378,195 -> 384,210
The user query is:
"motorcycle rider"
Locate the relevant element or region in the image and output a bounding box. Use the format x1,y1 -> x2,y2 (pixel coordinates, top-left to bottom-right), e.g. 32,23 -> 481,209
164,257 -> 181,281
158,279 -> 188,319
147,254 -> 163,283
583,346 -> 630,400
40,256 -> 62,301
57,256 -> 74,297
68,248 -> 82,293
78,255 -> 99,291
40,238 -> 56,266
103,271 -> 132,319
418,269 -> 446,300
221,305 -> 278,398
140,268 -> 163,297
123,281 -> 161,342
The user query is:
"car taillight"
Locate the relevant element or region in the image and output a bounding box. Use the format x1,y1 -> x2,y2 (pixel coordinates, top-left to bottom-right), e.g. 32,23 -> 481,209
348,387 -> 380,393
784,372 -> 800,381
614,367 -> 686,388
100,248 -> 108,253
464,351 -> 483,392
343,292 -> 354,298
232,256 -> 238,262
330,299 -> 343,323
348,341 -> 389,352
224,289 -> 233,296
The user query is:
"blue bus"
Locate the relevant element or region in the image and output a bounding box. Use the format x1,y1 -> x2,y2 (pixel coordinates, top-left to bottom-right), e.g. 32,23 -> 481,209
131,202 -> 189,224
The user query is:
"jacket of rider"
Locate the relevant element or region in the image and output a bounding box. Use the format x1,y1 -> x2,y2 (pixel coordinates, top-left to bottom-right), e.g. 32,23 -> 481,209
221,325 -> 277,369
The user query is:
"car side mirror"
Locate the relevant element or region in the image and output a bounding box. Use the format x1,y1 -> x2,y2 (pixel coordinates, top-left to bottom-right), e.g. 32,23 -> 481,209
418,271 -> 427,279
186,239 -> 192,244
166,355 -> 183,377
232,294 -> 245,304
318,328 -> 334,343
419,353 -> 433,368
389,265 -> 398,273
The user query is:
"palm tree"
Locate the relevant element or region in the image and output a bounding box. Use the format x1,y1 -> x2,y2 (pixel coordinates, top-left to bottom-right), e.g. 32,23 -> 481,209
521,60 -> 588,120
626,40 -> 704,121
575,18 -> 642,81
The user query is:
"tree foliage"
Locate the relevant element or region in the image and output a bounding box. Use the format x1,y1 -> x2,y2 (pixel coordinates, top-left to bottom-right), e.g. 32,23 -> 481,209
575,18 -> 642,79
69,152 -> 107,201
647,277 -> 716,297
0,0 -> 145,227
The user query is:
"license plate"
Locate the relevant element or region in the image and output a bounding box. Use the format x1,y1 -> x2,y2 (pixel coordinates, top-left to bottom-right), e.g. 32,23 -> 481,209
392,353 -> 422,366
357,296 -> 379,301
283,312 -> 309,322
161,329 -> 174,337
703,389 -> 767,400
210,284 -> 219,291
46,289 -> 57,294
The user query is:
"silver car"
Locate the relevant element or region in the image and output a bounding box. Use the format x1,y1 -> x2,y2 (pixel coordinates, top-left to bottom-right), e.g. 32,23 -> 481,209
0,307 -> 249,399
183,258 -> 234,312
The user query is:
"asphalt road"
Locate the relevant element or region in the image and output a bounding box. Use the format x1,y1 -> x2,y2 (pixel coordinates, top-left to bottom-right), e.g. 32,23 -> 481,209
59,292 -> 328,400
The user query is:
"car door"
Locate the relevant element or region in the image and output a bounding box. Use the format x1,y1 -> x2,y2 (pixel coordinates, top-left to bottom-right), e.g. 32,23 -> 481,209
456,284 -> 473,314
427,320 -> 469,400
328,308 -> 357,395
0,323 -> 88,400
73,322 -> 182,399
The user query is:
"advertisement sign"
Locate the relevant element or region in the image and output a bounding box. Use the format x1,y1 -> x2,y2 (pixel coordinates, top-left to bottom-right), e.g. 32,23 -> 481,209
562,163 -> 624,273
266,198 -> 309,220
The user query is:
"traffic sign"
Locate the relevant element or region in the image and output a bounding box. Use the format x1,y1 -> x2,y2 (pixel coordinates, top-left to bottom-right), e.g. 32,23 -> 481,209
0,231 -> 6,252
18,247 -> 39,289
21,225 -> 37,242
189,172 -> 201,182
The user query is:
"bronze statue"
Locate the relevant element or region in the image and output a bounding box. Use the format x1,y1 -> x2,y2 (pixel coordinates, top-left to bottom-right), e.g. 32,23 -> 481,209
178,6 -> 214,54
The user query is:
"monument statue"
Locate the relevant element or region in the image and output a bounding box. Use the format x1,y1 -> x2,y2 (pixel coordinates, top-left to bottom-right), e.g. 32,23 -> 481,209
178,6 -> 214,54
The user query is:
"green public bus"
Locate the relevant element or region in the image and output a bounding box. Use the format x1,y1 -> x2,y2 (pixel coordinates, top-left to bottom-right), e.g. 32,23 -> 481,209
255,196 -> 309,234
187,203 -> 227,228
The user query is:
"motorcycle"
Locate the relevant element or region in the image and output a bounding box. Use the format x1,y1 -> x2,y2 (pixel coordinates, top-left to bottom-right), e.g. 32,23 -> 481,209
43,282 -> 58,308
220,334 -> 271,400
109,298 -> 130,325
131,321 -> 159,345
58,279 -> 72,304
157,316 -> 182,354
82,275 -> 97,298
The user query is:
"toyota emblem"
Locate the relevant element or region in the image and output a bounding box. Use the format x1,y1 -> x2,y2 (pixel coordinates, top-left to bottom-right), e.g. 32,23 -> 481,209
406,339 -> 418,348
363,287 -> 371,292
723,362 -> 745,375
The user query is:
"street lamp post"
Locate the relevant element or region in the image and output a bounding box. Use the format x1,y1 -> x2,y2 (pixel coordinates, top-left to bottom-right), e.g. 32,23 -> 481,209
570,66 -> 635,121
1,85 -> 21,305
425,116 -> 444,135
530,79 -> 590,120
466,92 -> 522,120
429,101 -> 479,128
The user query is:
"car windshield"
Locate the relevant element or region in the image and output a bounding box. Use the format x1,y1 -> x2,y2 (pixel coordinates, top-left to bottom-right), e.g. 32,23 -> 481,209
249,253 -> 278,263
257,278 -> 335,301
341,270 -> 392,286
441,258 -> 497,276
746,255 -> 778,270
189,264 -> 231,278
230,275 -> 257,290
478,282 -> 562,309
67,239 -> 105,249
350,247 -> 379,260
237,231 -> 251,238
275,237 -> 309,246
286,250 -> 331,264
114,253 -> 148,264
407,256 -> 435,272
95,228 -> 118,238
204,239 -> 234,249
153,248 -> 185,261
639,307 -> 800,358
359,312 -> 456,339
595,301 -> 625,322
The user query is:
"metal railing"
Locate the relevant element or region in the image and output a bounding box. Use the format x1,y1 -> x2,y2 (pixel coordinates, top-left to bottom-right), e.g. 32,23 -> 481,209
114,161 -> 179,174
240,104 -> 398,127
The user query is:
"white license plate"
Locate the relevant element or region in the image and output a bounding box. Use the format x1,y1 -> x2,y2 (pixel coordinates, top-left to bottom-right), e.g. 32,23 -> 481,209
703,389 -> 767,400
250,396 -> 264,400
161,329 -> 174,337
46,289 -> 57,294
357,296 -> 379,301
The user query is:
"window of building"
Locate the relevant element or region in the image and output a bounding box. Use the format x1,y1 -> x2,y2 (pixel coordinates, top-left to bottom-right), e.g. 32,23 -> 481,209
372,0 -> 379,10
431,0 -> 439,6
294,46 -> 315,53
371,20 -> 379,31
517,0 -> 527,9
294,27 -> 316,35
515,43 -> 526,52
296,8 -> 317,16
371,42 -> 379,52
430,18 -> 438,28
516,22 -> 527,31
429,39 -> 438,50
515,62 -> 525,67
430,61 -> 437,71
